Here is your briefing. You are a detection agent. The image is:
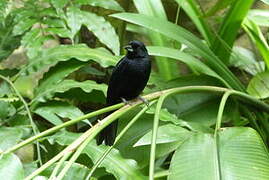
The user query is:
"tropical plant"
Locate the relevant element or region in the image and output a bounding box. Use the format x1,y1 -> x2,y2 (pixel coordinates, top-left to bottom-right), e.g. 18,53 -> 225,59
0,0 -> 269,179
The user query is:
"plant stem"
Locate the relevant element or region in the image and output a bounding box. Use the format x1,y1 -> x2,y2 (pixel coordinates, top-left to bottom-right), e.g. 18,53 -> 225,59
213,91 -> 232,180
26,98 -> 152,179
3,103 -> 124,155
86,101 -> 157,180
214,91 -> 232,137
2,86 -> 269,163
149,95 -> 166,180
48,151 -> 72,180
0,75 -> 42,165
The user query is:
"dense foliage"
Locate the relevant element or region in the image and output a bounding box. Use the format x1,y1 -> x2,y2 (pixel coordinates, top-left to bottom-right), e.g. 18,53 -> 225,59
0,0 -> 269,179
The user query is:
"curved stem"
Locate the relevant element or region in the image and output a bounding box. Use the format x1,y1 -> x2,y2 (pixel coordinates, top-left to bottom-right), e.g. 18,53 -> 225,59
149,95 -> 166,180
3,103 -> 124,155
48,151 -> 72,180
214,91 -> 232,137
26,98 -> 150,180
213,91 -> 232,180
86,101 -> 157,180
0,75 -> 42,165
2,86 -> 269,164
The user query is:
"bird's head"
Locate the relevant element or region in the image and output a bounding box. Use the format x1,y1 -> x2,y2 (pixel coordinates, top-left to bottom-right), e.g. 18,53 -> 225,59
124,40 -> 148,58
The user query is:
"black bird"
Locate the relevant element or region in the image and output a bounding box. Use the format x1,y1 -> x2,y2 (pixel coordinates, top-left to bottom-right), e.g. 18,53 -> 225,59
97,40 -> 151,146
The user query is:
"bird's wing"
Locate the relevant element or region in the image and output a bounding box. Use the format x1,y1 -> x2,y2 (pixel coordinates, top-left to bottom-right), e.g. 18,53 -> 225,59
106,57 -> 128,104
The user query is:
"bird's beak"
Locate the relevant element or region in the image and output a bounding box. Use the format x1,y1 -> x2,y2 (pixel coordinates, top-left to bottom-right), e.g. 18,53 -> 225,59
124,45 -> 133,52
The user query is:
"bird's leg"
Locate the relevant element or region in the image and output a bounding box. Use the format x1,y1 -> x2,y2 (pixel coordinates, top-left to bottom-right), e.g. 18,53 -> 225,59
121,97 -> 132,105
138,96 -> 149,106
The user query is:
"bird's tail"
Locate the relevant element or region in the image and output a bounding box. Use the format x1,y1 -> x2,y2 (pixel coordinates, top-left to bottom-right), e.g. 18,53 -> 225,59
96,119 -> 118,146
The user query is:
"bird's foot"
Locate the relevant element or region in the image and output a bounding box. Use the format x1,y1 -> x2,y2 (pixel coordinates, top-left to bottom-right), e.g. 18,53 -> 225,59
121,97 -> 132,105
138,96 -> 149,106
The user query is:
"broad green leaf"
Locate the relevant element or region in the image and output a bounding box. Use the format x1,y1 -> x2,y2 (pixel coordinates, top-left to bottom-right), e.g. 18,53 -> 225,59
82,11 -> 120,55
175,0 -> 214,45
0,153 -> 24,180
77,0 -> 124,11
0,17 -> 21,61
134,124 -> 191,146
168,128 -> 269,180
35,60 -> 87,97
0,101 -> 16,120
14,76 -> 35,99
146,106 -> 181,125
146,105 -> 212,132
66,7 -> 83,40
0,81 -> 11,97
111,13 -> 244,91
117,111 -> 184,168
133,0 -> 180,81
16,44 -> 117,85
145,72 -> 222,94
212,0 -> 254,63
0,127 -> 23,150
50,131 -> 147,179
229,46 -> 265,75
12,18 -> 37,36
21,28 -> 51,58
248,9 -> 269,27
34,101 -> 87,125
247,71 -> 269,99
66,7 -> 120,55
51,0 -> 69,10
33,79 -> 107,103
242,18 -> 269,69
40,162 -> 91,180
147,46 -> 225,84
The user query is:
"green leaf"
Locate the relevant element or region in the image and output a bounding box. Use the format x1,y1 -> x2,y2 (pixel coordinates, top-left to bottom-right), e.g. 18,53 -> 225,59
212,0 -> 254,63
34,101 -> 87,125
242,18 -> 269,69
110,13 -> 244,91
175,0 -> 214,45
0,16 -> 21,61
16,44 -> 117,86
147,46 -> 225,84
66,7 -> 83,40
14,76 -> 35,99
21,27 -> 54,58
77,0 -> 124,11
146,104 -> 212,132
168,128 -> 269,180
66,7 -> 120,55
229,46 -> 265,75
33,79 -> 107,102
146,106 -> 181,125
35,60 -> 87,97
247,71 -> 269,99
0,127 -> 23,151
41,162 -> 91,180
134,124 -> 191,146
0,153 -> 24,180
51,0 -> 69,10
12,18 -> 37,36
0,101 -> 16,121
50,131 -> 147,179
248,9 -> 269,27
133,0 -> 180,80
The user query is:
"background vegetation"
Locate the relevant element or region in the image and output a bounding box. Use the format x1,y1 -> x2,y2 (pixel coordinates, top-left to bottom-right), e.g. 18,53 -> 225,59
1,0 -> 269,179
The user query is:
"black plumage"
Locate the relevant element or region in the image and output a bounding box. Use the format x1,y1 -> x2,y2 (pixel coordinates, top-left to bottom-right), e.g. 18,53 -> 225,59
97,40 -> 151,146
